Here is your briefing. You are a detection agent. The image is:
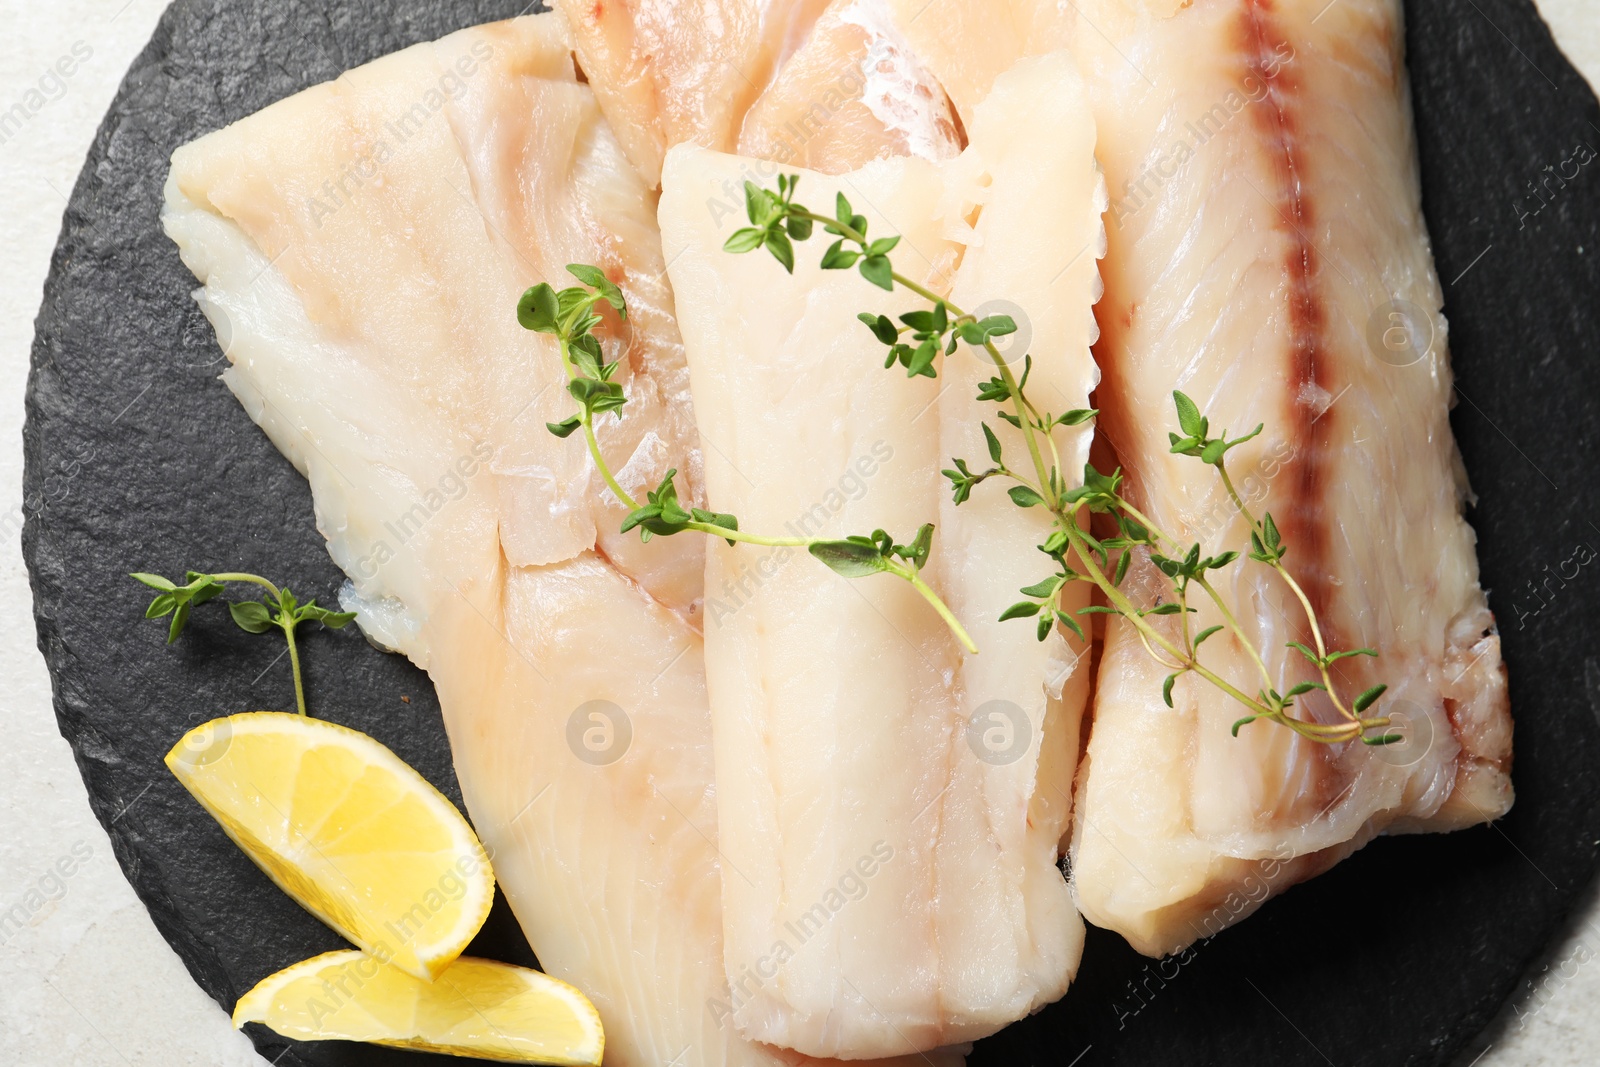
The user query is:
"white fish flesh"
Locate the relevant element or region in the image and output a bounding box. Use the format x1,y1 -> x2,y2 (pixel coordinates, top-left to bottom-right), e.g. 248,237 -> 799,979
659,52 -> 1103,1056
736,0 -> 962,172
554,0 -> 959,182
881,0 -> 1074,127
163,14 -> 959,1066
1061,0 -> 1514,956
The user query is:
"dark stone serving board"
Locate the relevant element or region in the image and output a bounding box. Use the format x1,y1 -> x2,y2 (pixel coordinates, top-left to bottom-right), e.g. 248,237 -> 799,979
20,0 -> 1600,1064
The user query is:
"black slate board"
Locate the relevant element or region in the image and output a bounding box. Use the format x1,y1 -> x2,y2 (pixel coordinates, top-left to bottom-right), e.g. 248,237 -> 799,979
21,1 -> 1600,1064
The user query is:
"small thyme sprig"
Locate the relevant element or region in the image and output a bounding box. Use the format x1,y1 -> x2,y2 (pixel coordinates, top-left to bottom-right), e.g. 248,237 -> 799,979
131,571 -> 354,717
726,175 -> 1397,747
517,257 -> 976,654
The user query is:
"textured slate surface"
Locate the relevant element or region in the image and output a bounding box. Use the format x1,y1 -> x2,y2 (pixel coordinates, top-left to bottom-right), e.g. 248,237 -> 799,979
20,1 -> 1600,1065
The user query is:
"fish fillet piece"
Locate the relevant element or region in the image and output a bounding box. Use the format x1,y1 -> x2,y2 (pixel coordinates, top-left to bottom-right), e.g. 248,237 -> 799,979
162,15 -> 958,1067
658,52 -> 1102,1057
735,0 -> 961,172
166,14 -> 702,620
554,0 -> 959,183
427,555 -> 953,1067
552,0 -> 769,184
1060,0 -> 1513,957
930,53 -> 1105,1013
664,144 -> 963,1058
879,0 -> 1077,126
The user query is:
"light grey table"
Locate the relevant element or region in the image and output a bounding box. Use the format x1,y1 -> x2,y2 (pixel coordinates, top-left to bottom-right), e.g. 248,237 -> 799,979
0,2 -> 1594,1064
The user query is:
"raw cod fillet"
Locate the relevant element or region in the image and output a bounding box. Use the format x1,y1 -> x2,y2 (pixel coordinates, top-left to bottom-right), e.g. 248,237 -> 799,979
659,53 -> 1103,1057
736,0 -> 961,172
161,14 -> 959,1067
555,0 -> 959,182
1060,0 -> 1514,956
880,0 -> 1075,127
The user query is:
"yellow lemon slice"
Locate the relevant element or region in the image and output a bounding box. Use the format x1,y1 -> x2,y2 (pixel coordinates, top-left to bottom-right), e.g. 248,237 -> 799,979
166,712 -> 493,980
233,951 -> 604,1065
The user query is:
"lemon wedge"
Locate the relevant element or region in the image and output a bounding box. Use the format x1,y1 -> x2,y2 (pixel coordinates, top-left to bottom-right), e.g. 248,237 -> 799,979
166,712 -> 493,980
233,950 -> 604,1065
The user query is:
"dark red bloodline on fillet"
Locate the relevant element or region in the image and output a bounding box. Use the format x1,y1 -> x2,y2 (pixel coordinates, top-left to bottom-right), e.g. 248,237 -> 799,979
1237,0 -> 1334,626
1239,1 -> 1354,792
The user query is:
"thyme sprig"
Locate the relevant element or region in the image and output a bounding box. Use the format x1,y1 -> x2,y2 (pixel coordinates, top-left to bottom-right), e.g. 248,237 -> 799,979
725,175 -> 1396,747
131,571 -> 354,717
517,259 -> 977,654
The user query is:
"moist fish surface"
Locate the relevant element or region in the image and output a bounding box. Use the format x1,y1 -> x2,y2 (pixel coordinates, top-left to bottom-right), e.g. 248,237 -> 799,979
880,0 -> 1074,127
162,13 -> 961,1066
1062,0 -> 1513,956
555,0 -> 960,183
659,52 -> 1103,1057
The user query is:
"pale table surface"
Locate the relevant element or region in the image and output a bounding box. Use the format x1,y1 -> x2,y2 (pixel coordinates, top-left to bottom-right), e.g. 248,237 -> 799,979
1,2 -> 1596,1064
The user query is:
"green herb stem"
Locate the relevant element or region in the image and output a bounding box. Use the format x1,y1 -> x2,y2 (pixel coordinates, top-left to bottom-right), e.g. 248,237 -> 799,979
1057,518 -> 1270,715
680,176 -> 1401,746
209,572 -> 282,598
283,620 -> 307,717
556,324 -> 812,549
212,572 -> 307,716
684,523 -> 811,548
1192,575 -> 1276,692
536,265 -> 977,654
982,338 -> 1056,510
1212,461 -> 1366,724
765,203 -> 1056,527
791,208 -> 1057,506
1105,498 -> 1275,689
133,570 -> 354,719
211,572 -> 311,717
555,335 -> 643,512
903,566 -> 979,655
